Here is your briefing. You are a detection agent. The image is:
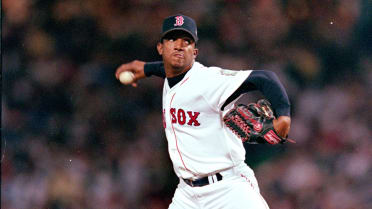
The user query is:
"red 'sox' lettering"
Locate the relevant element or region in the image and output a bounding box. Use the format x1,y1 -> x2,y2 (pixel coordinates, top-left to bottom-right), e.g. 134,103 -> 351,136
162,109 -> 166,128
177,109 -> 186,125
187,111 -> 200,126
170,108 -> 177,123
168,108 -> 201,126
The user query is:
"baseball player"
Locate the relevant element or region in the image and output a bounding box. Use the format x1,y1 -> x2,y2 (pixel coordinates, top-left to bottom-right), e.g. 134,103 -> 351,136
115,14 -> 291,209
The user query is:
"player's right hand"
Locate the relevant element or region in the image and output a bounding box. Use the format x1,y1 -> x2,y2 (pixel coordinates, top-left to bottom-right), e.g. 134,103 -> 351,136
115,60 -> 146,87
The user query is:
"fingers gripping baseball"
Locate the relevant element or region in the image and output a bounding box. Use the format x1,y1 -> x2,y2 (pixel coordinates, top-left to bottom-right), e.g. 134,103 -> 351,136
115,60 -> 146,87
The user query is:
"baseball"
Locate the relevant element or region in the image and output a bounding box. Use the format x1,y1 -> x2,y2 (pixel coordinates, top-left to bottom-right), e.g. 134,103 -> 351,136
119,71 -> 135,85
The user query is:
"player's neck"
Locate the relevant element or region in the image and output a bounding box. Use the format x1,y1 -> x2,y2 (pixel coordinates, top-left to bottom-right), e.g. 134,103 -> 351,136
165,61 -> 194,78
167,72 -> 187,88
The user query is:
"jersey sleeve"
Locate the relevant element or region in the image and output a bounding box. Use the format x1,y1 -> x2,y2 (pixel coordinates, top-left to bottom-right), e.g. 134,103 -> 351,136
201,67 -> 252,111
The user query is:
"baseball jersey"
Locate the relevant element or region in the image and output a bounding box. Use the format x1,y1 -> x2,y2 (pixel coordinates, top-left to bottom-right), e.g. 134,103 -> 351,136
162,61 -> 252,179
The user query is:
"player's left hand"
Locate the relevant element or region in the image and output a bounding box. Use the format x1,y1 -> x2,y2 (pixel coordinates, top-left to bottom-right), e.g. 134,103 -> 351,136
223,99 -> 294,144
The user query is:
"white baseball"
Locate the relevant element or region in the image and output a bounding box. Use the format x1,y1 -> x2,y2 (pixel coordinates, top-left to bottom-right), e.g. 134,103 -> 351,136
119,71 -> 135,85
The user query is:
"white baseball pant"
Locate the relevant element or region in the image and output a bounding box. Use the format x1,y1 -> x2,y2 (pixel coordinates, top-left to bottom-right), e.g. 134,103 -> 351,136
168,162 -> 270,209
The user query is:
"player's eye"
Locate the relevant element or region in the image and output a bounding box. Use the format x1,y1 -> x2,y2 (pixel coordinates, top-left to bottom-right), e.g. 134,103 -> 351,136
184,38 -> 194,45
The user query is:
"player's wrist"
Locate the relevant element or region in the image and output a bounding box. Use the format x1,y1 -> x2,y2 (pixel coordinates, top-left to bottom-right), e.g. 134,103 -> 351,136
144,61 -> 165,77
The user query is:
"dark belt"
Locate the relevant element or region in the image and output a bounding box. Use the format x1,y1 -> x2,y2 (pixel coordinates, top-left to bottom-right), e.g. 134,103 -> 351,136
183,173 -> 223,187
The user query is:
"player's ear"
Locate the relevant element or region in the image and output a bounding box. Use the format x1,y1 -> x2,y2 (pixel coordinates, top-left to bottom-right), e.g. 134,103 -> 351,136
157,42 -> 163,55
193,48 -> 198,58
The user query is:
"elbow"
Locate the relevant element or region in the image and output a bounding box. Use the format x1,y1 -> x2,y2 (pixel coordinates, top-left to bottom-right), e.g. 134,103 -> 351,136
262,70 -> 278,80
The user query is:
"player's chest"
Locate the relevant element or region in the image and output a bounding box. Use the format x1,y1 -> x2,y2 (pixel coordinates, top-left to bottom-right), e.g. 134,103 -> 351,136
162,83 -> 212,129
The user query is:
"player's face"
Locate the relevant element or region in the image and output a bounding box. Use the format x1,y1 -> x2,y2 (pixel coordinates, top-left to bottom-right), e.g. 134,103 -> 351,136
157,31 -> 198,76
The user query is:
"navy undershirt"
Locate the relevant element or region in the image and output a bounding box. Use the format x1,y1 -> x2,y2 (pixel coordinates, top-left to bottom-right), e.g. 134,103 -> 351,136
167,72 -> 187,88
144,62 -> 290,117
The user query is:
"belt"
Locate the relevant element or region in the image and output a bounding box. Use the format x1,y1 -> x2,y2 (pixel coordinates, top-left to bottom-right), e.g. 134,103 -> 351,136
183,173 -> 223,187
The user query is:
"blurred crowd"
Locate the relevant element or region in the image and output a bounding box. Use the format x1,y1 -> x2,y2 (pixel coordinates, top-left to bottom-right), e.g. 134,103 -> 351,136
2,0 -> 372,208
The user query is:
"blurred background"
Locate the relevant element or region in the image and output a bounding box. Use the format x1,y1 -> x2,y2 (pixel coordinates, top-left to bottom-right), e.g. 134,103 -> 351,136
2,0 -> 372,208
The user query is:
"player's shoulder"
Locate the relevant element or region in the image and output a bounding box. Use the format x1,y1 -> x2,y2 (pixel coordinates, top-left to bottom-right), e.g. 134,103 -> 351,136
194,62 -> 226,75
194,61 -> 249,77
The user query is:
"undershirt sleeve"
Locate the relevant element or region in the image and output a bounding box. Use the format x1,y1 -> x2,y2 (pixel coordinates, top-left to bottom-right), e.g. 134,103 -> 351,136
222,70 -> 291,117
144,61 -> 166,78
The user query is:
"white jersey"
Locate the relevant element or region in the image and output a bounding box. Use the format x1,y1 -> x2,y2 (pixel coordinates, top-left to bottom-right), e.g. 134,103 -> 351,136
162,61 -> 252,180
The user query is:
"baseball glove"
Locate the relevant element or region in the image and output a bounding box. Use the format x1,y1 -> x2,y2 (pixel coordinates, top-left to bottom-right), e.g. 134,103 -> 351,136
223,99 -> 291,144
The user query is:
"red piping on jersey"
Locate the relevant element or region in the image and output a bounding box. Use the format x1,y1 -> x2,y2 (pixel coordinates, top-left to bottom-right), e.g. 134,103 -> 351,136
170,92 -> 190,172
180,77 -> 189,86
